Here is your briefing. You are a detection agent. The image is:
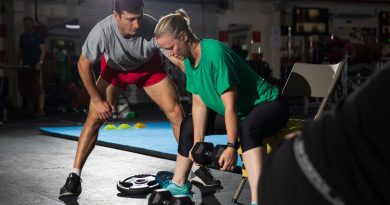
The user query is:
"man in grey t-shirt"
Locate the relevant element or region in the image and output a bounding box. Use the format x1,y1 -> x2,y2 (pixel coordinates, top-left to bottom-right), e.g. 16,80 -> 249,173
60,0 -> 184,197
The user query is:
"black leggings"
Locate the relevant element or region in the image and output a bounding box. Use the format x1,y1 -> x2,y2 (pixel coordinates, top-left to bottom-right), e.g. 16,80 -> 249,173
178,97 -> 289,157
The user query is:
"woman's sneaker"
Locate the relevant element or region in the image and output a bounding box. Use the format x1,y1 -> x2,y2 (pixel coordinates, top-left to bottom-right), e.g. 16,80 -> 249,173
163,180 -> 193,198
59,173 -> 82,197
190,166 -> 223,194
155,171 -> 174,188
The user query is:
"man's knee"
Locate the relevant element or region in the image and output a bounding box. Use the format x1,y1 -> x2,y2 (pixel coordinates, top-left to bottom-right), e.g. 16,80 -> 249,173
172,102 -> 183,116
85,106 -> 105,127
165,101 -> 183,120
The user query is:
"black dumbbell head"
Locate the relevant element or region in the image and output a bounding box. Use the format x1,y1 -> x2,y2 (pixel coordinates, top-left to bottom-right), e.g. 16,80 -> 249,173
192,142 -> 214,165
169,195 -> 194,205
211,145 -> 226,168
148,189 -> 172,205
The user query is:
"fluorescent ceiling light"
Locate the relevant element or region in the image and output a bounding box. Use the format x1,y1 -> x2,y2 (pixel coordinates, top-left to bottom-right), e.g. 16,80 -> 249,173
65,24 -> 80,29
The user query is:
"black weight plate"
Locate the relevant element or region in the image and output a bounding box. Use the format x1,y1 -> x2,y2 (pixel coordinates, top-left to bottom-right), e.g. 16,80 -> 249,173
117,174 -> 160,195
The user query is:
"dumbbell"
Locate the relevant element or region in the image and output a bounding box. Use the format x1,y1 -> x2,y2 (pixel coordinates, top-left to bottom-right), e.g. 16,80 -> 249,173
148,189 -> 193,205
191,142 -> 226,168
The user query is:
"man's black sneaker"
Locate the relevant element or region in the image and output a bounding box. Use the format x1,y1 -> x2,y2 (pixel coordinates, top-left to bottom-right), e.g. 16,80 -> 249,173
59,173 -> 82,197
190,166 -> 223,194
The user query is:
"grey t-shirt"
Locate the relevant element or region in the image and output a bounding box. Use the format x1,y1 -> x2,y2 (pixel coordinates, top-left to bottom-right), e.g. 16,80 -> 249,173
82,14 -> 159,71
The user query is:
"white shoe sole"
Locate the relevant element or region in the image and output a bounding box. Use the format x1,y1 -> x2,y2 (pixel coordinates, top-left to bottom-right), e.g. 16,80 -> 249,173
59,191 -> 81,197
190,176 -> 221,187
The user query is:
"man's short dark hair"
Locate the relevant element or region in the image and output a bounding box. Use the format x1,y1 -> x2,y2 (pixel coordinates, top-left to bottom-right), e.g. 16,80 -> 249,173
114,0 -> 144,14
23,16 -> 34,22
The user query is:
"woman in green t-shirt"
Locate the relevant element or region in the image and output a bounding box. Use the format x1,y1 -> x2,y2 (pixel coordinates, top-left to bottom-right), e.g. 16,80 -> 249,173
154,9 -> 289,204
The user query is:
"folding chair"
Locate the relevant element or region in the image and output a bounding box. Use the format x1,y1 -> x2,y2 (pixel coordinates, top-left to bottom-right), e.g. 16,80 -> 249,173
232,61 -> 345,203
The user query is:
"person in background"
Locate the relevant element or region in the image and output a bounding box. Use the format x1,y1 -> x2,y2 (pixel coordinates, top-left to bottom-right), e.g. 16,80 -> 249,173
18,16 -> 46,117
154,9 -> 289,205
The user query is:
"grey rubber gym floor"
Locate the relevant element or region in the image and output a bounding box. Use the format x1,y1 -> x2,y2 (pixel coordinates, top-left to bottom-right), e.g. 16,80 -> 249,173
0,104 -> 251,205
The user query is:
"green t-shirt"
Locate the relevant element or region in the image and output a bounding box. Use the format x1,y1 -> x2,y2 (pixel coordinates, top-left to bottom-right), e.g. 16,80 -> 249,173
184,39 -> 279,120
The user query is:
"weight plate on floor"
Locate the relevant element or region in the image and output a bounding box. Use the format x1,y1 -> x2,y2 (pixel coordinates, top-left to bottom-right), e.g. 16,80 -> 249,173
117,174 -> 160,195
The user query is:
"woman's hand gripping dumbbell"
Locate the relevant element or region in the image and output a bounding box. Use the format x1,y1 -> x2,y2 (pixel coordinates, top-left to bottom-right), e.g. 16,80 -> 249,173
190,142 -> 237,171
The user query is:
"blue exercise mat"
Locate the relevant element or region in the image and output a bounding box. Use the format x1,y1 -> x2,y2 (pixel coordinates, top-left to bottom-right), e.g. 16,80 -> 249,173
40,121 -> 243,167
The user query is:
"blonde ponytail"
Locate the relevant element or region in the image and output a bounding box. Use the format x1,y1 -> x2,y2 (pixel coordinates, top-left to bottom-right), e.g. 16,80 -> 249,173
155,8 -> 197,41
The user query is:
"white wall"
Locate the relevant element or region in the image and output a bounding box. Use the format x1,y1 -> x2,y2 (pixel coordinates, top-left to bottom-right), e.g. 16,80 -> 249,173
144,2 -> 218,39
217,1 -> 263,31
217,0 -> 281,77
7,0 -> 390,106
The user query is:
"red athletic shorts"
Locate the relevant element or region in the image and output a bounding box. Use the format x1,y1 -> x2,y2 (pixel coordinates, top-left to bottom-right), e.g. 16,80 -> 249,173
100,52 -> 167,90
